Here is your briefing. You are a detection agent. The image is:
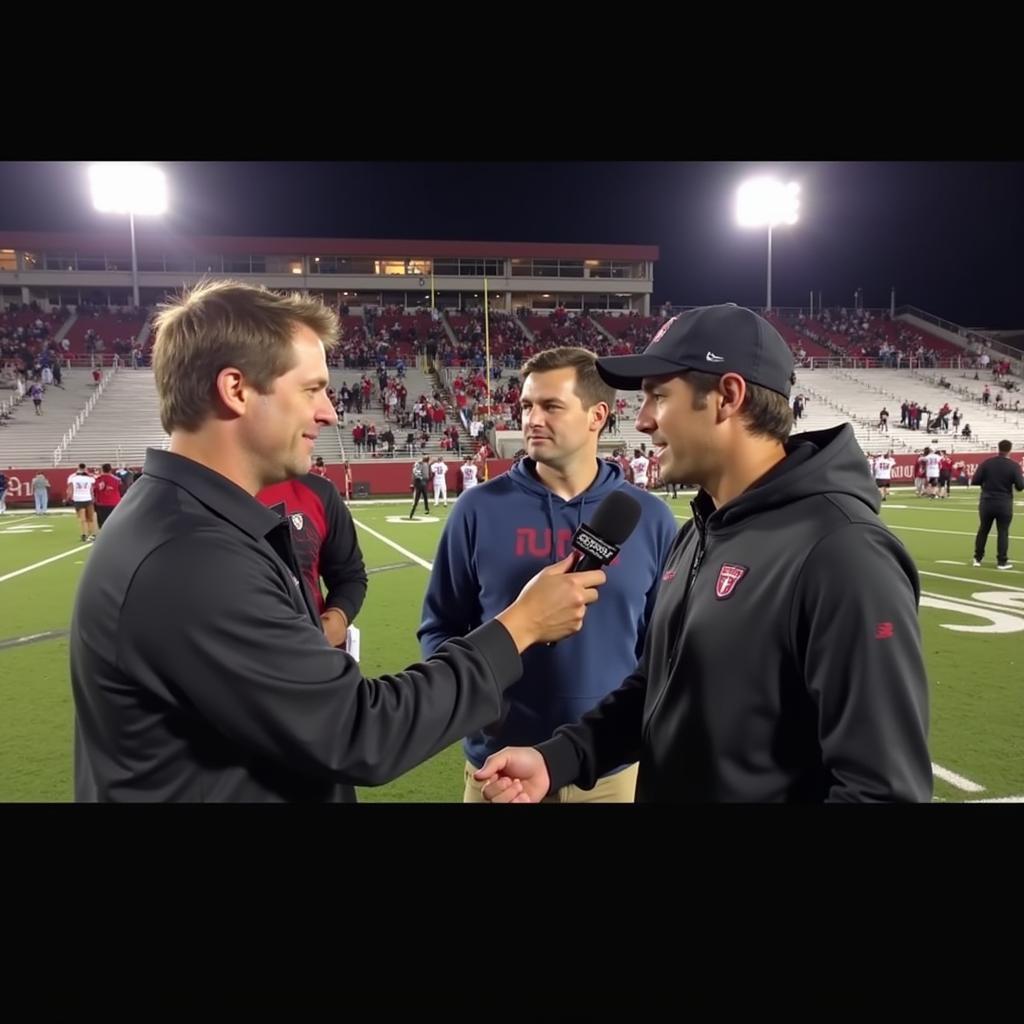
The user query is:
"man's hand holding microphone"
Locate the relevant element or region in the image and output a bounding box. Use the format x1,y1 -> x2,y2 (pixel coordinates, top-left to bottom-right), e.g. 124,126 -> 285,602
485,489 -> 643,801
494,554 -> 606,653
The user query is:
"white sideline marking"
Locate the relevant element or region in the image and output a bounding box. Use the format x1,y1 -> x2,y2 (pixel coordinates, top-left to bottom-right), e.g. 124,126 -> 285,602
0,544 -> 90,583
932,763 -> 985,793
919,570 -> 1024,592
888,528 -> 1024,544
889,524 -> 1024,541
352,519 -> 433,571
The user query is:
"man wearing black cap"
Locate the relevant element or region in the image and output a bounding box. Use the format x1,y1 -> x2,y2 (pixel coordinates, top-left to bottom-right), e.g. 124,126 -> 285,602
971,439 -> 1024,569
475,303 -> 933,803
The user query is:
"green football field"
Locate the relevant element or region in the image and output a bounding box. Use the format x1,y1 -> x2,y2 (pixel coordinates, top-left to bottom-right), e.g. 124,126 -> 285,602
1,485 -> 1021,802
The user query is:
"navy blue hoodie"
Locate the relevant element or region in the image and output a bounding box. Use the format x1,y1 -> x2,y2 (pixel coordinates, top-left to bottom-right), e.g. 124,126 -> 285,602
419,457 -> 678,771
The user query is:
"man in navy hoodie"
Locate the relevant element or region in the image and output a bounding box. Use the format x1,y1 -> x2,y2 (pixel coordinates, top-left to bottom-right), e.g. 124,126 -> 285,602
419,347 -> 677,802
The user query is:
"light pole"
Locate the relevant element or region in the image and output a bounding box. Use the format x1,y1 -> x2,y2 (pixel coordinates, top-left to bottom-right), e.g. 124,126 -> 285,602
736,177 -> 800,314
88,163 -> 167,309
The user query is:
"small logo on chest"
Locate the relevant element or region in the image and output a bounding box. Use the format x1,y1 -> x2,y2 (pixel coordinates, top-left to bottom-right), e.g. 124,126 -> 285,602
715,563 -> 748,600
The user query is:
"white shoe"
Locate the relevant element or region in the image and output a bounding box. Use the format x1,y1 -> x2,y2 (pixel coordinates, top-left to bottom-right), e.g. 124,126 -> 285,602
972,559 -> 982,567
997,563 -> 1013,571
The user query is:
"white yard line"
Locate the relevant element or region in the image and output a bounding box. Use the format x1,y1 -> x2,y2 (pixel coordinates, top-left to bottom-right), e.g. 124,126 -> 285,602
932,763 -> 985,793
0,544 -> 90,583
888,524 -> 1024,541
352,520 -> 433,571
918,570 -> 1024,591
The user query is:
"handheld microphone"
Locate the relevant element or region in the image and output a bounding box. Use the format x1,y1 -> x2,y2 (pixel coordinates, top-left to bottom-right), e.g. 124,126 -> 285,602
545,489 -> 642,647
570,489 -> 643,572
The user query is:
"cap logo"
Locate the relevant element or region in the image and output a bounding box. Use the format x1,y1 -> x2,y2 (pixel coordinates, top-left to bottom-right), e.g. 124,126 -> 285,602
647,316 -> 679,347
705,351 -> 725,363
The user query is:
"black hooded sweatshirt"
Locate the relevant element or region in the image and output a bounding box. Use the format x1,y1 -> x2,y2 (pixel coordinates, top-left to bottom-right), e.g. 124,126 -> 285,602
539,424 -> 933,802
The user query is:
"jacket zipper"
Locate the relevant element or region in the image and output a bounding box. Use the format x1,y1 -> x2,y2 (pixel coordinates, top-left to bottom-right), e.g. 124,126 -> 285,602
643,501 -> 710,736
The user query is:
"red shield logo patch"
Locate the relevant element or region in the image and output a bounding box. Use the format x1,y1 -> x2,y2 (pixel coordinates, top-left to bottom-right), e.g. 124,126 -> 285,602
715,563 -> 748,600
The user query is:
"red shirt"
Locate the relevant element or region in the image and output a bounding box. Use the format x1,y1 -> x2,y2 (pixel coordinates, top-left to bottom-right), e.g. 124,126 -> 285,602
93,473 -> 123,508
257,477 -> 330,613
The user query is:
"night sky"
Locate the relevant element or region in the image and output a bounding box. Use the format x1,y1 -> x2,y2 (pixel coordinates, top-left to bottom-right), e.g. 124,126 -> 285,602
0,161 -> 1020,329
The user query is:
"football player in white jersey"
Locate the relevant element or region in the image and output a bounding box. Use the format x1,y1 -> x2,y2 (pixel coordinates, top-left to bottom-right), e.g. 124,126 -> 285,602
430,456 -> 449,507
66,462 -> 97,542
459,455 -> 478,492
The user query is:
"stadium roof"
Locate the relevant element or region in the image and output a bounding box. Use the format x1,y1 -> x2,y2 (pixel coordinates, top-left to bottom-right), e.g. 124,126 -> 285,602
0,231 -> 658,261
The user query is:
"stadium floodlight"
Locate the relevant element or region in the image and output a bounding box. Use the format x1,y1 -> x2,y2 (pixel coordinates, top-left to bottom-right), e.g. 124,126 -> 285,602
88,163 -> 167,309
735,177 -> 800,313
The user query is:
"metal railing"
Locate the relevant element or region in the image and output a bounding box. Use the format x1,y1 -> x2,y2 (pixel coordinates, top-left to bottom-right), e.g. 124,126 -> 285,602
802,355 -> 971,371
52,364 -> 117,466
0,388 -> 24,424
896,304 -> 1023,370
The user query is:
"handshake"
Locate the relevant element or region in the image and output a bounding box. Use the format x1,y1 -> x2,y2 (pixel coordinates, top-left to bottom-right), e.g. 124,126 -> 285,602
477,555 -> 604,805
480,490 -> 642,802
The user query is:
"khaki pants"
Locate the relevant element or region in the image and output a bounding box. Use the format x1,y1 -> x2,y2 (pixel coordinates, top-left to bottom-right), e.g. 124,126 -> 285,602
463,760 -> 638,804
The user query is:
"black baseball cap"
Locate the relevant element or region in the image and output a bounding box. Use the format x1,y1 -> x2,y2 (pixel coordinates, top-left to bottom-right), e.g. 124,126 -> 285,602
596,304 -> 794,398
